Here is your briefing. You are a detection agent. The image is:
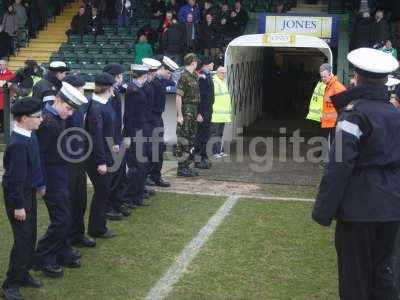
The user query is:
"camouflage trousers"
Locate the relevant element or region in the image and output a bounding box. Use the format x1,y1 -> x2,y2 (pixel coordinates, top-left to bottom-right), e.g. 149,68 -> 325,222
176,104 -> 198,168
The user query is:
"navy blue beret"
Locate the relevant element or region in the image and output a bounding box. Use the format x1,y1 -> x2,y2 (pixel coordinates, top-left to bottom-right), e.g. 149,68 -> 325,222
11,98 -> 42,117
103,63 -> 125,76
64,75 -> 86,88
94,72 -> 116,86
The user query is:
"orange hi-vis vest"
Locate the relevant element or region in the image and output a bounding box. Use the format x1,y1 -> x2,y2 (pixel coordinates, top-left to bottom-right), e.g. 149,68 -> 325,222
321,76 -> 347,128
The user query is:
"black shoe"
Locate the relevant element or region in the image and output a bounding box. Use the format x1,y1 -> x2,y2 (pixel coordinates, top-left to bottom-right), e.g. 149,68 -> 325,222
94,229 -> 117,239
1,287 -> 23,300
145,187 -> 156,196
154,178 -> 171,187
40,265 -> 64,278
119,205 -> 132,216
177,167 -> 198,177
20,275 -> 43,288
146,177 -> 156,186
194,161 -> 210,169
136,201 -> 150,207
72,236 -> 96,248
70,248 -> 82,260
124,202 -> 136,209
143,192 -> 150,199
106,209 -> 124,221
61,259 -> 81,269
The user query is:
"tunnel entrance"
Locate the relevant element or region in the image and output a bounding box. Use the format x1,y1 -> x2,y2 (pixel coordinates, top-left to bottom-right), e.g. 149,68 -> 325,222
245,47 -> 326,138
224,33 -> 332,142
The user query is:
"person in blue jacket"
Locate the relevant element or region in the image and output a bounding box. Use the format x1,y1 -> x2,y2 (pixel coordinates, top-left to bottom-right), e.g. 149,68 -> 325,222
35,82 -> 88,278
1,98 -> 45,300
312,48 -> 400,299
146,56 -> 178,187
102,63 -> 132,220
63,75 -> 96,249
178,0 -> 200,23
85,73 -> 118,238
123,64 -> 151,207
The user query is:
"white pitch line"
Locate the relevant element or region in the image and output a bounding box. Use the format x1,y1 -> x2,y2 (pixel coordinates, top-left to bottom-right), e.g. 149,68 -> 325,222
153,189 -> 315,203
144,196 -> 239,300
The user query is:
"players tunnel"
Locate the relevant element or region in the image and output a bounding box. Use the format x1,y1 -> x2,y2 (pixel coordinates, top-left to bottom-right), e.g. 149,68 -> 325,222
223,34 -> 333,141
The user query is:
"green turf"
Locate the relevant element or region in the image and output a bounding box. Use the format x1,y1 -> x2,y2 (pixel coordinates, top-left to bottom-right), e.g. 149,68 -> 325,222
168,199 -> 338,300
260,184 -> 318,199
0,192 -> 226,300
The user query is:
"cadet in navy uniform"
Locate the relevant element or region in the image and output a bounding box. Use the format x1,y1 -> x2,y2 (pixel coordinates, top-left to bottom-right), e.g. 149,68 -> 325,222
123,65 -> 151,207
63,75 -> 96,248
193,56 -> 214,169
1,99 -> 45,300
102,63 -> 132,220
145,56 -> 178,187
35,82 -> 88,278
85,73 -> 118,238
142,58 -> 162,188
312,48 -> 400,299
32,61 -> 68,105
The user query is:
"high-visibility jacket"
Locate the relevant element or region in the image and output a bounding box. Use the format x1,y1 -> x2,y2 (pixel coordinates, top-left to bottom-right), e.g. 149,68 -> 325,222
306,81 -> 326,122
27,76 -> 43,97
321,75 -> 346,128
211,75 -> 232,123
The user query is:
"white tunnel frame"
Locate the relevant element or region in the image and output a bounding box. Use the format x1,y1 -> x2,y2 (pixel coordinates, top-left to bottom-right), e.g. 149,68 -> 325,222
223,34 -> 333,141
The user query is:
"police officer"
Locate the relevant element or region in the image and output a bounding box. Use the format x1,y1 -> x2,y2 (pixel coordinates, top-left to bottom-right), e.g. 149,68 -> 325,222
2,99 -> 44,300
193,56 -> 214,169
175,53 -> 200,177
35,82 -> 88,278
123,65 -> 151,207
312,48 -> 400,299
63,75 -> 96,248
102,63 -> 132,220
32,61 -> 68,105
147,56 -> 179,187
85,73 -> 118,238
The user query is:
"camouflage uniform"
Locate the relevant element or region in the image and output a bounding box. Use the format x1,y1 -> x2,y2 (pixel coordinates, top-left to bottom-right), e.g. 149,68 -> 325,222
175,69 -> 200,167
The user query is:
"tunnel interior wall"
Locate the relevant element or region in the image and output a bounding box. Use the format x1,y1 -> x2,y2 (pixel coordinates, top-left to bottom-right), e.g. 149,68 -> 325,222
225,46 -> 264,141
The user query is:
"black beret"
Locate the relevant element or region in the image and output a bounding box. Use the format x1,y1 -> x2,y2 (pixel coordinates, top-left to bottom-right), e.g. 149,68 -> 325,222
64,75 -> 86,88
94,72 -> 116,86
103,63 -> 125,76
11,98 -> 42,117
201,56 -> 213,66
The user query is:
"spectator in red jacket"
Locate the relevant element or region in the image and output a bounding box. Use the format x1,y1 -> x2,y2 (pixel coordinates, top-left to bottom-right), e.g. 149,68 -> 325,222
0,59 -> 15,131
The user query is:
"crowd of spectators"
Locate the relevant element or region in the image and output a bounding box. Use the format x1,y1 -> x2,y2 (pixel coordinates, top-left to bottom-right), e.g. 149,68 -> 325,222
351,1 -> 400,60
66,0 -> 249,65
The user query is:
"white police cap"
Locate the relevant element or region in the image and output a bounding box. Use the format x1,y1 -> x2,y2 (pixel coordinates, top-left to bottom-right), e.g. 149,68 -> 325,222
49,61 -> 69,72
131,64 -> 149,76
142,58 -> 162,71
348,48 -> 399,78
162,56 -> 179,72
59,82 -> 88,109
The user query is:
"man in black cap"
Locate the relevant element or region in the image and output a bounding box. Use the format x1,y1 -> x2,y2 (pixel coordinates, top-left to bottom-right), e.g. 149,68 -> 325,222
312,48 -> 400,299
35,82 -> 88,278
32,61 -> 69,106
102,63 -> 132,220
85,73 -> 118,239
63,75 -> 96,248
1,98 -> 45,300
193,56 -> 214,169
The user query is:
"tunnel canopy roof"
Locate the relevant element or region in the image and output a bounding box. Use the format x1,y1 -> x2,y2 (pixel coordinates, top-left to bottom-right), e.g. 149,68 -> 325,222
225,33 -> 333,65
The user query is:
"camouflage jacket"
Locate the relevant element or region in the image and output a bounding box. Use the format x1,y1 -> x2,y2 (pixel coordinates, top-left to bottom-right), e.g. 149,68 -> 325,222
176,69 -> 200,105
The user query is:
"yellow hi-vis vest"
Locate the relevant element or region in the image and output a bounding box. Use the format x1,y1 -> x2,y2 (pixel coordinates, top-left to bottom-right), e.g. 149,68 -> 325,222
28,76 -> 43,97
306,81 -> 326,122
211,75 -> 232,123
